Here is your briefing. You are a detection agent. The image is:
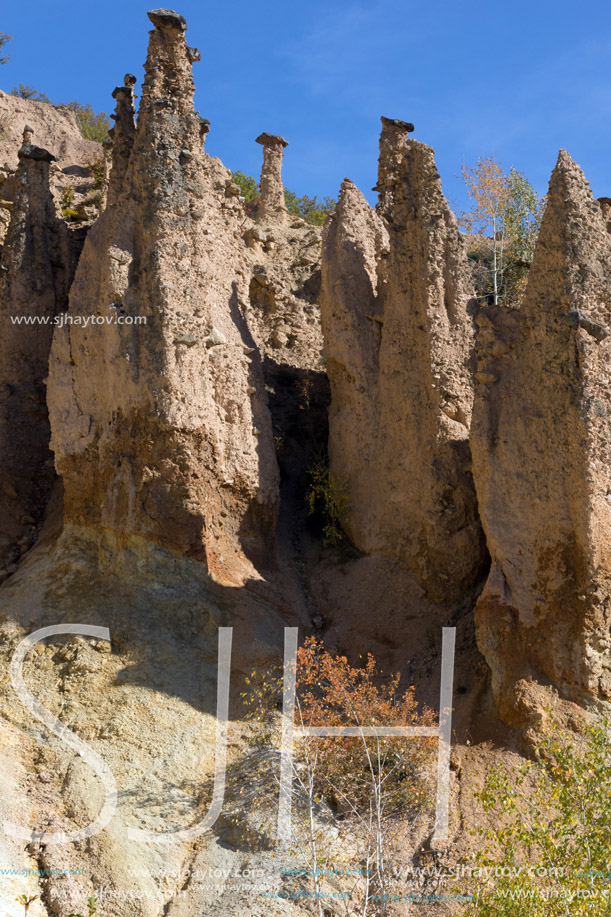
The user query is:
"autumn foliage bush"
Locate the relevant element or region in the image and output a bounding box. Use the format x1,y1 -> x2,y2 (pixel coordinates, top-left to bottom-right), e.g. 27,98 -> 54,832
237,639 -> 436,914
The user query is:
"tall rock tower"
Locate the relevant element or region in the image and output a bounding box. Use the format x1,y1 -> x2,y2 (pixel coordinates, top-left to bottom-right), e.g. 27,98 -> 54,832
255,132 -> 289,224
471,151 -> 611,724
0,131 -> 79,570
47,9 -> 279,584
320,119 -> 486,603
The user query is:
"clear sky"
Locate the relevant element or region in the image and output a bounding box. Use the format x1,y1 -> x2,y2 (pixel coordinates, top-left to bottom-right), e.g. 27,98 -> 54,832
1,0 -> 610,211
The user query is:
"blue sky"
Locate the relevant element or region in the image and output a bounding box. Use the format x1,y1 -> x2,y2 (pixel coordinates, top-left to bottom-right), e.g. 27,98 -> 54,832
1,0 -> 610,211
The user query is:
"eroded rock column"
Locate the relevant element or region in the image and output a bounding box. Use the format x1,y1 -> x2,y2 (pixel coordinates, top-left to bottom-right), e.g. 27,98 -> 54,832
48,10 -> 279,584
471,150 -> 611,725
106,74 -> 137,206
320,178 -> 388,544
374,115 -> 414,220
256,132 -> 288,224
0,131 -> 75,569
320,119 -> 486,604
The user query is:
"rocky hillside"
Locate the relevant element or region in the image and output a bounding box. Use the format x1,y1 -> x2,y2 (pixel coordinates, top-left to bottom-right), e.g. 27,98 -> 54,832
1,7 -> 611,917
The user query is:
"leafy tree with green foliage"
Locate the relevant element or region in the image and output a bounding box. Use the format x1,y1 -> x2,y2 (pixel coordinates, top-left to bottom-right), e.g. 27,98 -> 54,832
285,188 -> 336,226
10,83 -> 50,103
231,171 -> 336,226
459,157 -> 544,307
64,101 -> 110,143
306,458 -> 350,547
465,716 -> 611,915
231,170 -> 260,217
504,166 -> 545,265
0,32 -> 12,65
232,170 -> 259,203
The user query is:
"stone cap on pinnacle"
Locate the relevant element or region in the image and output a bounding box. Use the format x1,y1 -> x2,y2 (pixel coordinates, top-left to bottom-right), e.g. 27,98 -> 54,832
380,116 -> 415,133
147,8 -> 187,30
256,132 -> 289,148
18,127 -> 56,162
19,144 -> 56,162
112,86 -> 133,100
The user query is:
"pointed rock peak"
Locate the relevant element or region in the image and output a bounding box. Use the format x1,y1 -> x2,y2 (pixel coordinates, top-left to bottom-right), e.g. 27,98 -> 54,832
338,178 -> 360,198
107,77 -> 137,205
325,179 -> 385,275
545,148 -> 595,211
523,151 -> 610,324
327,180 -> 381,246
376,130 -> 443,222
147,8 -> 187,30
336,178 -> 371,212
110,80 -> 136,127
555,148 -> 576,169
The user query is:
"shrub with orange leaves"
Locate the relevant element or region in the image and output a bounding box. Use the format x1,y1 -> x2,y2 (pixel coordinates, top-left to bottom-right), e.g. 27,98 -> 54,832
242,638 -> 436,827
295,638 -> 436,818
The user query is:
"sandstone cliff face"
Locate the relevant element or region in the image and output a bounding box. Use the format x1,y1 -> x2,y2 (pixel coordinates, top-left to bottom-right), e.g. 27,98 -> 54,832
320,121 -> 486,603
0,133 -> 83,574
47,10 -> 279,585
0,90 -> 100,173
471,150 -> 611,724
242,217 -> 324,372
0,91 -> 103,245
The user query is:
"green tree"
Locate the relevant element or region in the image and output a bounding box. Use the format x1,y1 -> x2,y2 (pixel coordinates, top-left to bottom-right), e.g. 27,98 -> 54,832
10,83 -> 50,103
286,189 -> 336,226
232,170 -> 259,203
306,458 -> 350,547
231,170 -> 260,217
459,157 -> 544,306
64,101 -> 110,143
231,171 -> 336,225
465,716 -> 611,915
0,32 -> 12,65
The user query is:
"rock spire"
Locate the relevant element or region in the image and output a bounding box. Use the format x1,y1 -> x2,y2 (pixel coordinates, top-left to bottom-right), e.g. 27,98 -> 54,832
471,150 -> 611,725
256,132 -> 289,224
320,121 -> 486,603
47,10 -> 279,585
